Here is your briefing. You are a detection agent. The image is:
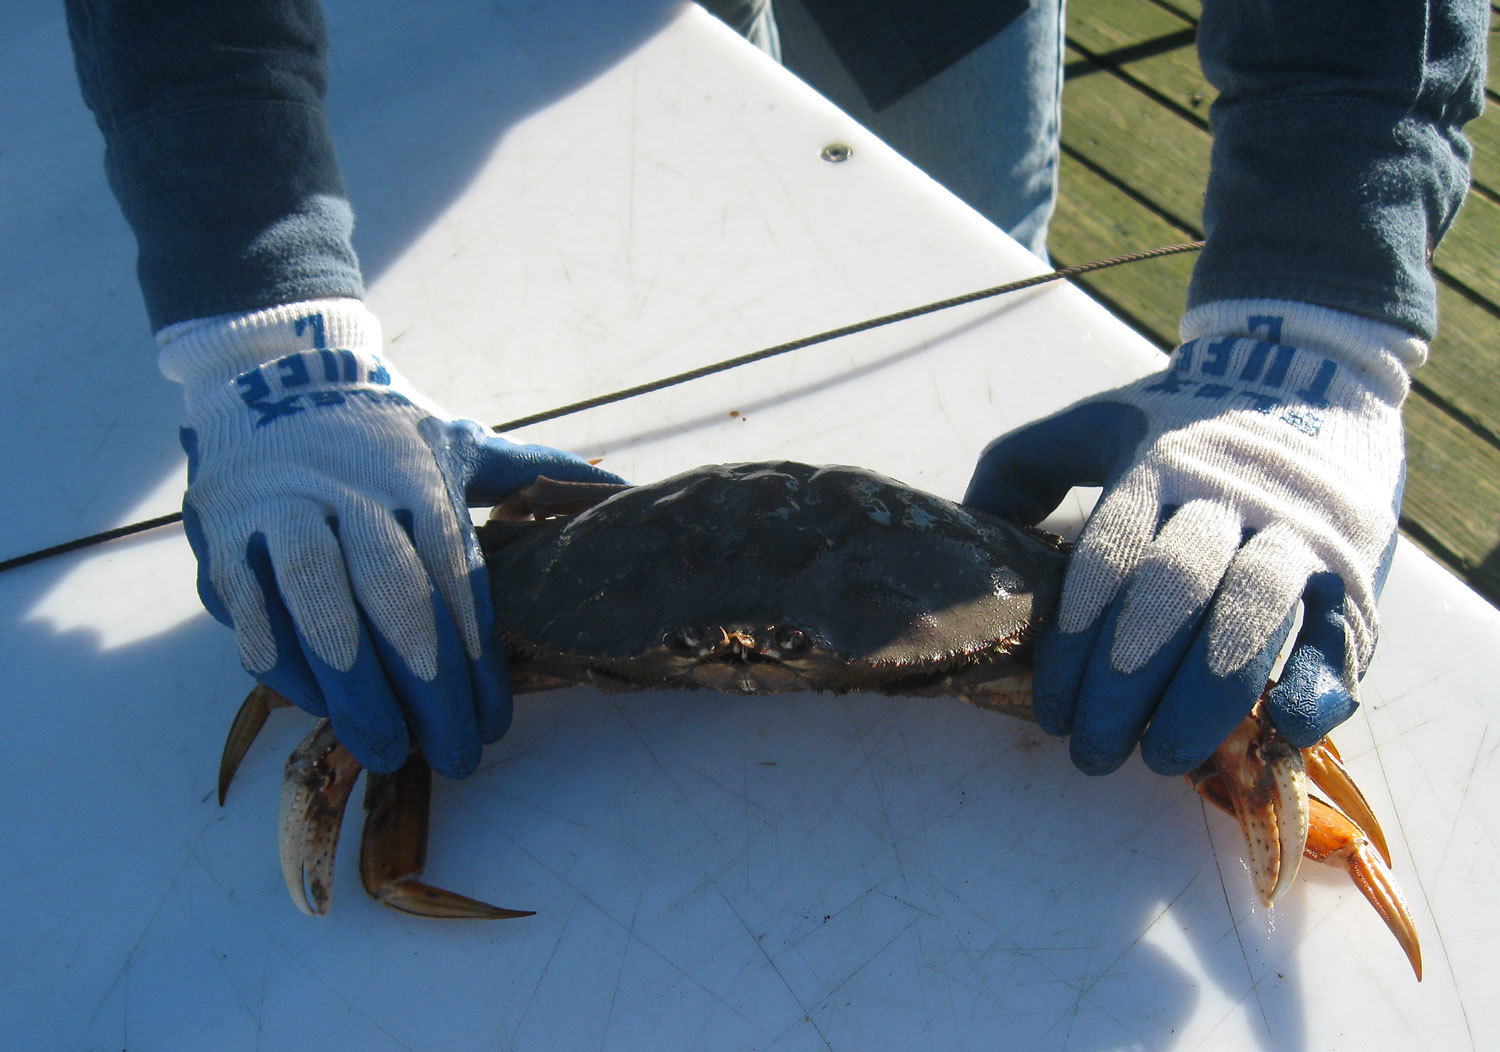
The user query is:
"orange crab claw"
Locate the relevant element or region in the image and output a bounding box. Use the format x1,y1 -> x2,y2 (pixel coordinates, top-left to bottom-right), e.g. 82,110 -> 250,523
1304,793 -> 1422,981
1189,706 -> 1421,981
1303,738 -> 1391,867
360,752 -> 533,920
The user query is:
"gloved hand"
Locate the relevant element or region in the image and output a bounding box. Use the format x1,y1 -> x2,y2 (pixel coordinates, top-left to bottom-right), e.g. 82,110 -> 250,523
160,298 -> 623,778
964,300 -> 1423,776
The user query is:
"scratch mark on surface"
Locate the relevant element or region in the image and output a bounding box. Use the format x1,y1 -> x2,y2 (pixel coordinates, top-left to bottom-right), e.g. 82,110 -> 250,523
1438,722 -> 1491,870
808,912 -> 925,1020
1368,714 -> 1478,1048
1201,796 -> 1274,1039
510,896 -> 580,1047
718,888 -> 834,1049
498,833 -> 767,1036
609,699 -> 718,838
181,793 -> 421,1050
601,893 -> 643,1045
79,835 -> 202,1041
1032,876 -> 1200,1049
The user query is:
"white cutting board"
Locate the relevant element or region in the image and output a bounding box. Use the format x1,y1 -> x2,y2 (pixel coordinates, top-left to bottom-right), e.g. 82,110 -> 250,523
2,3 -> 1495,1049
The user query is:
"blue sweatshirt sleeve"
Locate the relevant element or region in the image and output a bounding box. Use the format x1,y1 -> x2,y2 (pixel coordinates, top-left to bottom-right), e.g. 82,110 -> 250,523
1188,0 -> 1487,339
65,0 -> 365,331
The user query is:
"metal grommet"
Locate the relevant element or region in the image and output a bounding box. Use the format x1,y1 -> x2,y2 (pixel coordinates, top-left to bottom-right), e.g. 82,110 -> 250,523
820,142 -> 852,163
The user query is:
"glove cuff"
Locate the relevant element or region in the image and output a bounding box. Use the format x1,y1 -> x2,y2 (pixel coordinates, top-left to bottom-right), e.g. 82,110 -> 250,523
158,298 -> 384,405
1180,299 -> 1426,407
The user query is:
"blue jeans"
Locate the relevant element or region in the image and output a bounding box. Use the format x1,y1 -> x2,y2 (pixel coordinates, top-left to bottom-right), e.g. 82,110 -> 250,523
704,0 -> 1063,258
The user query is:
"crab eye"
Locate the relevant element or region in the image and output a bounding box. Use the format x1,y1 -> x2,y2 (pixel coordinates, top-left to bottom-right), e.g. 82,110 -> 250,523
772,625 -> 807,654
663,625 -> 709,654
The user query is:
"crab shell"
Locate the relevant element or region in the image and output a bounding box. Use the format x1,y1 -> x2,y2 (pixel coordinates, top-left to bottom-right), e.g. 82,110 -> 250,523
480,462 -> 1068,695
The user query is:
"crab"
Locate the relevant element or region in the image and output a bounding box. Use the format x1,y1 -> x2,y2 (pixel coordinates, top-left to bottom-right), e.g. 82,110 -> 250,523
218,461 -> 1421,979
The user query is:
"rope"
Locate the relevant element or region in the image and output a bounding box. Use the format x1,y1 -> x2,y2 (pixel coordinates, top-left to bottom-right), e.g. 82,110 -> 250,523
0,513 -> 187,573
492,242 -> 1203,432
0,241 -> 1202,574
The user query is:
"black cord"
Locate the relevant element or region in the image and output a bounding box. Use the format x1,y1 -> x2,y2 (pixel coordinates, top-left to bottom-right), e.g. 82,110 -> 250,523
0,513 -> 188,573
491,242 -> 1203,432
0,241 -> 1202,575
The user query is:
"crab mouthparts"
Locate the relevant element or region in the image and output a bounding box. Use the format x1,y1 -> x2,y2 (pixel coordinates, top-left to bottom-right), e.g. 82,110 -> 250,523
664,624 -> 811,694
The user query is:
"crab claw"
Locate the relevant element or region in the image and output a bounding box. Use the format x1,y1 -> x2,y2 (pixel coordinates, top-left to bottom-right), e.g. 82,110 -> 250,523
1303,738 -> 1391,867
1303,792 -> 1422,980
221,688 -> 531,919
360,752 -> 534,920
1189,704 -> 1309,906
218,684 -> 291,805
1189,705 -> 1422,980
221,692 -> 362,915
279,719 -> 363,916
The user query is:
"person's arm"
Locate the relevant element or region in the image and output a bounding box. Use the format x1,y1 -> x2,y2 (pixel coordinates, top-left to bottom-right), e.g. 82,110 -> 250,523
65,0 -> 362,328
65,1 -> 621,778
966,0 -> 1487,775
1189,0 -> 1485,338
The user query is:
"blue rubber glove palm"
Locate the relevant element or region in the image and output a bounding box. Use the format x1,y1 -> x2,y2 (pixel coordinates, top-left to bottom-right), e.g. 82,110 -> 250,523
965,300 -> 1422,775
161,299 -> 622,778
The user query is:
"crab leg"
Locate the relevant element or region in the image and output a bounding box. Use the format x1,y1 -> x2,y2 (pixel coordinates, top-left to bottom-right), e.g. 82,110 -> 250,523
224,679 -> 1418,975
945,666 -> 1040,723
360,752 -> 534,919
484,477 -> 631,523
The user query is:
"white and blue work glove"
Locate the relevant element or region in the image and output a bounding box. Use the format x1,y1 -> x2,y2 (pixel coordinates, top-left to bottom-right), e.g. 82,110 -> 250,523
965,300 -> 1423,775
160,298 -> 622,778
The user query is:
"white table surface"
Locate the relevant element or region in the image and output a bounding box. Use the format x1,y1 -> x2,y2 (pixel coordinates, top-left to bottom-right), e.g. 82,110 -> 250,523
3,3 -> 1497,1049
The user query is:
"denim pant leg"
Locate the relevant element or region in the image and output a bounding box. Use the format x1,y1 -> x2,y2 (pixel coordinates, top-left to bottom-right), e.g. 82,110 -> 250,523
729,0 -> 1066,260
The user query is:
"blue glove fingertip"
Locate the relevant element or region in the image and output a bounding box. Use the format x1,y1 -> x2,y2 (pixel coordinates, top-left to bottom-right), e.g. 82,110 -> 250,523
965,426 -> 1071,524
320,672 -> 411,775
245,532 -> 416,770
470,644 -> 514,745
1267,573 -> 1358,747
421,418 -> 625,503
242,533 -> 330,718
361,583 -> 484,779
181,502 -> 234,630
510,441 -> 627,485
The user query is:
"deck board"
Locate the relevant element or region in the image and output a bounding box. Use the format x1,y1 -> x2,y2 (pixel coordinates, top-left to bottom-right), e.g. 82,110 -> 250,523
1403,397 -> 1500,595
1437,191 -> 1500,308
1058,0 -> 1500,606
1049,152 -> 1194,339
1061,48 -> 1210,231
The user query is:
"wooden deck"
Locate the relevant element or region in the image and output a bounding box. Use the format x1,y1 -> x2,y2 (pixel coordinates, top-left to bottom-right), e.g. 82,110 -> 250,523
1052,0 -> 1500,607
